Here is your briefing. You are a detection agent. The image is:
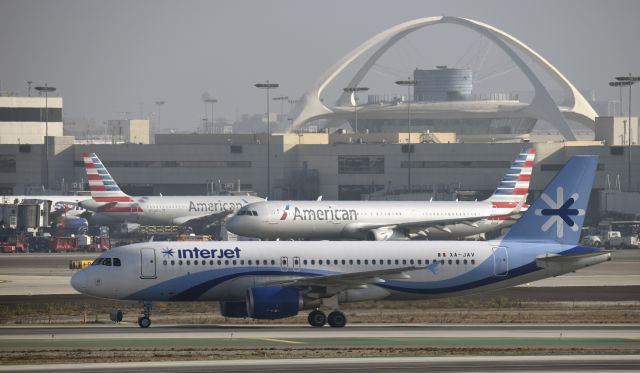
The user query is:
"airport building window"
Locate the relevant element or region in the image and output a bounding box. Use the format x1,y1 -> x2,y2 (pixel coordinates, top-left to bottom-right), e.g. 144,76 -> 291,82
73,160 -> 252,168
401,160 -> 510,169
0,107 -> 62,122
0,155 -> 16,173
338,155 -> 384,174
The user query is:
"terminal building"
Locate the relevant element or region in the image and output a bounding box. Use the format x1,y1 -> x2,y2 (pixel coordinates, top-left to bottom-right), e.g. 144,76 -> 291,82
1,16 -> 639,223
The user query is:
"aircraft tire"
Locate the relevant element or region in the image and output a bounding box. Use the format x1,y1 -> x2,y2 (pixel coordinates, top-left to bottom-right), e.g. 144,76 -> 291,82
327,311 -> 347,328
138,316 -> 151,328
307,310 -> 326,327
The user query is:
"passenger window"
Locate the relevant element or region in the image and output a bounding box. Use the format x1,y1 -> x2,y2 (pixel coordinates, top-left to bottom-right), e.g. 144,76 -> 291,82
372,259 -> 376,265
456,260 -> 460,265
471,260 -> 476,265
463,259 -> 468,265
319,260 -> 323,265
303,259 -> 308,265
187,260 -> 191,265
179,260 -> 183,265
248,259 -> 252,265
171,260 -> 175,265
163,260 -> 167,266
225,260 -> 229,265
341,259 -> 345,265
311,259 -> 315,265
240,260 -> 245,265
349,259 -> 353,265
395,259 -> 399,265
448,260 -> 452,265
218,260 -> 222,265
410,259 -> 414,265
356,259 -> 361,265
402,259 -> 407,265
202,260 -> 205,265
364,259 -> 369,265
232,260 -> 237,265
270,260 -> 275,265
334,259 -> 338,265
417,260 -> 422,265
210,260 -> 214,265
194,260 -> 198,265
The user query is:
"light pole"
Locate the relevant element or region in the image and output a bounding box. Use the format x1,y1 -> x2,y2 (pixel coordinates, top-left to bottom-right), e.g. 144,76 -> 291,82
272,96 -> 288,123
614,74 -> 640,191
35,84 -> 56,189
255,81 -> 279,199
155,101 -> 165,141
27,81 -> 33,97
343,86 -> 369,133
396,78 -> 417,193
204,98 -> 218,134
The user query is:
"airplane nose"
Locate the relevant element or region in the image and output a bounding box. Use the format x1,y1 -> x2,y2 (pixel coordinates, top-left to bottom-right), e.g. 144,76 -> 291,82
70,271 -> 86,293
226,216 -> 241,234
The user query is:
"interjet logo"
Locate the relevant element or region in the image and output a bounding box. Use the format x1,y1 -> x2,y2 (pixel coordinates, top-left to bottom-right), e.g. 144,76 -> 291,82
534,186 -> 584,238
162,248 -> 174,258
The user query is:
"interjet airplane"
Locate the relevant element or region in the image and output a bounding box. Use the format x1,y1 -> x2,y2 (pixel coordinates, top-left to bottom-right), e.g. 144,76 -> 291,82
71,155 -> 609,328
226,148 -> 536,240
79,153 -> 263,228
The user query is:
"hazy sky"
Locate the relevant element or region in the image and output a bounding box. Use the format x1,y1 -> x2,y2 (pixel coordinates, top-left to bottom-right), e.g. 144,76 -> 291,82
1,0 -> 639,132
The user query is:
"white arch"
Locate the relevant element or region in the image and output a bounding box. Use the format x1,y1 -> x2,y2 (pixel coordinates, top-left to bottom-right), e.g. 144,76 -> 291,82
288,16 -> 597,139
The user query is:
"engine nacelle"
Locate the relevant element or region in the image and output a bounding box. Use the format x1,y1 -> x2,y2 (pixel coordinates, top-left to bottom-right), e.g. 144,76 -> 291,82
366,227 -> 401,241
246,287 -> 301,320
219,301 -> 248,318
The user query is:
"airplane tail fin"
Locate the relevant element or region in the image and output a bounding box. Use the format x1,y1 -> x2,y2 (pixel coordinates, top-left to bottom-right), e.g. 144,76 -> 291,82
488,147 -> 536,207
82,152 -> 133,203
503,155 -> 598,244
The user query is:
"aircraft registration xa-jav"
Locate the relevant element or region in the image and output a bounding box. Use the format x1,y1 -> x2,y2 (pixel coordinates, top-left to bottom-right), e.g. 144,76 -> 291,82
226,148 -> 536,240
71,156 -> 609,328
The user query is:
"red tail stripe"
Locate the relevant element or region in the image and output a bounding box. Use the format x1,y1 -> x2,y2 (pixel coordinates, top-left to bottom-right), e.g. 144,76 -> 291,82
517,174 -> 531,181
524,160 -> 534,167
94,196 -> 134,202
89,185 -> 107,191
87,174 -> 102,180
512,188 -> 528,195
492,202 -> 518,208
528,149 -> 536,154
82,152 -> 89,157
84,162 -> 96,169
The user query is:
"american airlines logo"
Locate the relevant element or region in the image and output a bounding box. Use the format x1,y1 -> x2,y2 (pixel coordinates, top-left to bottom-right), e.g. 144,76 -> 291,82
188,201 -> 244,212
534,187 -> 584,238
282,206 -> 358,221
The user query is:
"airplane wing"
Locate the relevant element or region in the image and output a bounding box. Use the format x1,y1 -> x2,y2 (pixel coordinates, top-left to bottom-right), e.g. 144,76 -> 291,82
268,266 -> 422,296
173,210 -> 236,227
345,201 -> 524,236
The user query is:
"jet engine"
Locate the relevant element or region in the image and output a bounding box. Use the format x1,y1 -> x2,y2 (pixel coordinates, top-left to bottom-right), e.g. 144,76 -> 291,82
246,287 -> 302,319
365,227 -> 401,241
219,301 -> 248,318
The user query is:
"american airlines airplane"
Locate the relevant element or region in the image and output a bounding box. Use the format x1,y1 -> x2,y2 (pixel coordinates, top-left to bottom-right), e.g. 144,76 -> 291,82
225,148 -> 536,241
79,152 -> 263,227
71,155 -> 609,328
1,195 -> 92,217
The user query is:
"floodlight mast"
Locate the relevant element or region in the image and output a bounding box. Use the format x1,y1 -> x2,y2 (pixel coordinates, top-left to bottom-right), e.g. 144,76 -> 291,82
396,78 -> 417,193
255,81 -> 279,199
34,84 -> 56,189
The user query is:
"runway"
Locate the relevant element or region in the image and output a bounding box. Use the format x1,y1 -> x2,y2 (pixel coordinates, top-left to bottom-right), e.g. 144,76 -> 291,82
2,355 -> 640,373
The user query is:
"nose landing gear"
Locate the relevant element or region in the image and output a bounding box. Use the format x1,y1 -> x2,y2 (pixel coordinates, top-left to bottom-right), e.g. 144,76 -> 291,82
137,301 -> 152,328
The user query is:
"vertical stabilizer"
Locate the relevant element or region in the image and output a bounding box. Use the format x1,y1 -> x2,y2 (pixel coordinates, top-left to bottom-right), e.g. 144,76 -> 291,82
82,152 -> 133,203
503,155 -> 598,244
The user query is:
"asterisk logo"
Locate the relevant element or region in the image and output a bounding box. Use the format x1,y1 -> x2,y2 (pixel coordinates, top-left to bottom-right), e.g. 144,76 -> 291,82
534,186 -> 584,238
162,248 -> 174,257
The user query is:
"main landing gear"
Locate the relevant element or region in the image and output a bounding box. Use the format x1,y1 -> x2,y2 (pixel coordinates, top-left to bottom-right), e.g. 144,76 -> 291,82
137,301 -> 152,328
307,309 -> 347,328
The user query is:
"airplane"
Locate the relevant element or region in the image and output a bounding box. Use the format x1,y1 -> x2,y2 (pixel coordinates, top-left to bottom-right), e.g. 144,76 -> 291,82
71,155 -> 610,328
0,195 -> 92,218
225,148 -> 536,241
79,152 -> 264,229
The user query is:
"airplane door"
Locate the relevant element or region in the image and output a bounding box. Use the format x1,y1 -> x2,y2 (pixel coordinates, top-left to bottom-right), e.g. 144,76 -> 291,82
140,248 -> 157,279
292,256 -> 301,272
492,246 -> 509,277
280,256 -> 289,272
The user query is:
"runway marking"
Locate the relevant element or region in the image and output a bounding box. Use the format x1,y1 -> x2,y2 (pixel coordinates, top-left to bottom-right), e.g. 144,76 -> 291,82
259,338 -> 305,344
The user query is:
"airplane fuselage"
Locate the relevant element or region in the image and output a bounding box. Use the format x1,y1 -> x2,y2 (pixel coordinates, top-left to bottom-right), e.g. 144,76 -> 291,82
227,200 -> 518,240
71,240 -> 608,303
92,195 -> 263,226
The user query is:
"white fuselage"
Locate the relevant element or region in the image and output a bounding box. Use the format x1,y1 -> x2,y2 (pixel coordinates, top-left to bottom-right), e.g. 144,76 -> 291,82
226,200 -> 518,240
91,195 -> 264,226
71,240 -> 609,303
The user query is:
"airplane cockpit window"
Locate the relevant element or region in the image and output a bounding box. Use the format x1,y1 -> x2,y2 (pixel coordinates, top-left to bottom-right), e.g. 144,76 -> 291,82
91,257 -> 120,266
